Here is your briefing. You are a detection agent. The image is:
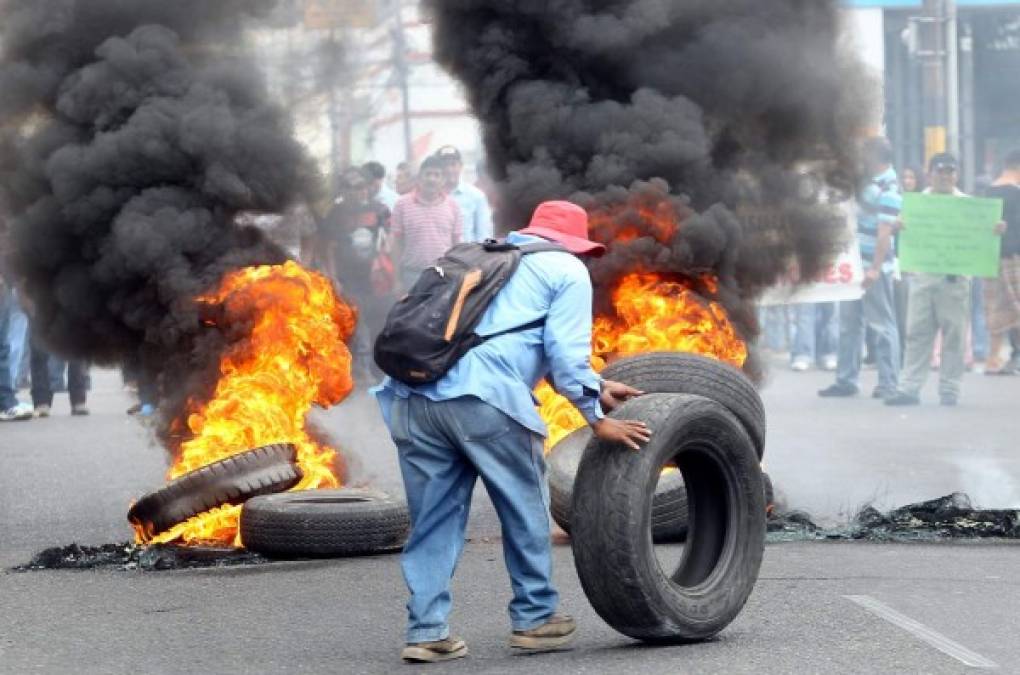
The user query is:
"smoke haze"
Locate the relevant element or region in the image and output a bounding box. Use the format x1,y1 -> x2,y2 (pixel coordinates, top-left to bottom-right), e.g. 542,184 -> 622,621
0,0 -> 316,439
427,0 -> 875,377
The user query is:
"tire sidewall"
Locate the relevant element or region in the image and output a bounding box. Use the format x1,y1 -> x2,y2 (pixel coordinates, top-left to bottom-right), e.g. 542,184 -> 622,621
636,401 -> 765,637
572,394 -> 765,641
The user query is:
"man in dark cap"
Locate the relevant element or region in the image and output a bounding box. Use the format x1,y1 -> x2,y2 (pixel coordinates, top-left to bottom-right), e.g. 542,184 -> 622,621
390,155 -> 462,290
375,200 -> 649,663
436,145 -> 493,243
887,153 -> 1006,406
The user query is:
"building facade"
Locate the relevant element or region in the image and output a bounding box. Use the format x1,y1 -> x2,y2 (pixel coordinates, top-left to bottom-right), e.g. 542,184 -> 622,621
844,0 -> 1020,189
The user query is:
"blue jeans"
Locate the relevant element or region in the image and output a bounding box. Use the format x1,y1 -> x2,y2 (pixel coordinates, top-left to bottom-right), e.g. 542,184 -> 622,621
0,287 -> 22,410
835,271 -> 901,391
30,341 -> 91,407
758,306 -> 788,352
791,303 -> 838,363
5,292 -> 28,385
388,393 -> 557,643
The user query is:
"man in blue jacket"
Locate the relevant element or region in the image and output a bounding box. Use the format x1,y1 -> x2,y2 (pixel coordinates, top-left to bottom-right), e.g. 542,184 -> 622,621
375,200 -> 650,662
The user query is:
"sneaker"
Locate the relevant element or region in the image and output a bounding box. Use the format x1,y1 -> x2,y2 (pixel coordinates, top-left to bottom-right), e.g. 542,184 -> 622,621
872,386 -> 896,400
34,404 -> 51,418
0,402 -> 34,422
940,394 -> 958,407
401,637 -> 467,663
818,382 -> 858,398
822,354 -> 838,371
791,356 -> 811,372
71,403 -> 90,416
510,614 -> 577,650
885,392 -> 920,406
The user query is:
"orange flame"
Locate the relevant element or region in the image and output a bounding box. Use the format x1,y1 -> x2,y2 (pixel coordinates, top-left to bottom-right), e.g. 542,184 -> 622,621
537,272 -> 747,451
135,261 -> 357,547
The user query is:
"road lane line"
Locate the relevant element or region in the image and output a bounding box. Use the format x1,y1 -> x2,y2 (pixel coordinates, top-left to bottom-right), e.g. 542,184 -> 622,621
844,595 -> 998,669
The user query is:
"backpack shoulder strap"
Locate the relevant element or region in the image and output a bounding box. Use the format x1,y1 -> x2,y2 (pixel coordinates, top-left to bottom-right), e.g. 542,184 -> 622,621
481,238 -> 565,255
517,242 -> 567,254
479,317 -> 546,343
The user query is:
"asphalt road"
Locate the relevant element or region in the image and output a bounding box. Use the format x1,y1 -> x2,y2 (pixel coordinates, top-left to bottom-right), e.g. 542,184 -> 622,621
1,365 -> 1019,674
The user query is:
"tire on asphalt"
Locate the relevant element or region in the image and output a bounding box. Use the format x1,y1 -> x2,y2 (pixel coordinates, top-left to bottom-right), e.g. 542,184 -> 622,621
548,426 -> 688,542
571,393 -> 766,643
601,352 -> 766,458
128,444 -> 302,540
240,488 -> 410,557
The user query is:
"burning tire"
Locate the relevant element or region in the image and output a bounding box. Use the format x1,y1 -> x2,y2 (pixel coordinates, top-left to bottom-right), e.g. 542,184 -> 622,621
571,393 -> 766,643
601,352 -> 766,458
548,426 -> 688,541
240,489 -> 410,557
128,444 -> 302,540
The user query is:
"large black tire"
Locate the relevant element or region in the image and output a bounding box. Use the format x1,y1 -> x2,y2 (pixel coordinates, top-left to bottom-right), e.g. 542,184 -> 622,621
548,426 -> 688,541
571,393 -> 766,643
601,352 -> 766,458
128,444 -> 302,540
240,489 -> 410,557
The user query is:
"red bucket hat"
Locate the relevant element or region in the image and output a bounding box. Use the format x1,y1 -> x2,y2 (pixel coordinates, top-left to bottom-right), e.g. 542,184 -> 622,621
517,201 -> 606,257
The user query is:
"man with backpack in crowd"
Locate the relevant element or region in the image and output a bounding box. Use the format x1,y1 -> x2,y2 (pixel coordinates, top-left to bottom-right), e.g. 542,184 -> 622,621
373,200 -> 650,663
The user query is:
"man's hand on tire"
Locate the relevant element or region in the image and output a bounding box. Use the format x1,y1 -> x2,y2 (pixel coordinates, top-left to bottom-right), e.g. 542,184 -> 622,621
592,417 -> 651,451
599,379 -> 643,412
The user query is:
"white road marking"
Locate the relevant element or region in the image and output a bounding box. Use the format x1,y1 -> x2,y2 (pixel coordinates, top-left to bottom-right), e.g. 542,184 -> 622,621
844,595 -> 998,670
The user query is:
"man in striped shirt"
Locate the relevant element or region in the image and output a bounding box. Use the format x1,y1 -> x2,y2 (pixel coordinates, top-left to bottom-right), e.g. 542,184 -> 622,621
819,137 -> 902,399
390,155 -> 463,290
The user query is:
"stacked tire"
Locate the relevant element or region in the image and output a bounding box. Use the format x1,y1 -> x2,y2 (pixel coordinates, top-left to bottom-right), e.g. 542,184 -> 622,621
548,426 -> 689,542
554,353 -> 768,643
128,444 -> 409,557
128,444 -> 303,541
546,352 -> 769,541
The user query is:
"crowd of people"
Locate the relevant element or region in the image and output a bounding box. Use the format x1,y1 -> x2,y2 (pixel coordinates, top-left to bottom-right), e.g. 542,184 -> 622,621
765,139 -> 1020,407
3,138 -> 1018,420
0,281 -> 92,422
303,145 -> 495,378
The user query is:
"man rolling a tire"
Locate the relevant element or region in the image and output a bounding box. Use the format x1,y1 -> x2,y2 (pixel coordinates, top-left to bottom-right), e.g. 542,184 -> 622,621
374,200 -> 650,662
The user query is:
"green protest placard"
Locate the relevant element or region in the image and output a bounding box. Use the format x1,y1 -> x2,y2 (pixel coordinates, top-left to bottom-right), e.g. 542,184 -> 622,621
899,193 -> 1003,278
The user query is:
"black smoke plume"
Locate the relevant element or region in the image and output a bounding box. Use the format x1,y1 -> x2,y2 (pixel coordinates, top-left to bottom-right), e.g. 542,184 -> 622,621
427,0 -> 875,379
0,1 -> 316,439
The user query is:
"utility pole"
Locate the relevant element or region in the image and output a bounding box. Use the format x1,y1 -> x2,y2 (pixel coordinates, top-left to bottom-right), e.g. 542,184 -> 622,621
959,22 -> 976,192
390,0 -> 414,164
914,0 -> 958,165
326,29 -> 342,193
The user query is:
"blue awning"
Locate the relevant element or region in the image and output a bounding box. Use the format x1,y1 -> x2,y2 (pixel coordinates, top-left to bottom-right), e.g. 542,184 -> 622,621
844,0 -> 1020,6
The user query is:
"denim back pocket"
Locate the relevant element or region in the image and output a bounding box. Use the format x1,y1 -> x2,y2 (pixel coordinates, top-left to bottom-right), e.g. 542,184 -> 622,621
389,396 -> 412,445
453,397 -> 512,442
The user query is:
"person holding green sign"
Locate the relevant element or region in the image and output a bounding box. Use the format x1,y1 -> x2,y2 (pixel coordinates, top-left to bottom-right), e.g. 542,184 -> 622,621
887,153 -> 1007,407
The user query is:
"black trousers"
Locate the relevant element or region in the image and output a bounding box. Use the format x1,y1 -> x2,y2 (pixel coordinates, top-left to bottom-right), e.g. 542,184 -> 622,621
30,344 -> 90,407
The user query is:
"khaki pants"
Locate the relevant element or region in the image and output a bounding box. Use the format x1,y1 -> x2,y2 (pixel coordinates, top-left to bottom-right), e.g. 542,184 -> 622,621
899,273 -> 971,399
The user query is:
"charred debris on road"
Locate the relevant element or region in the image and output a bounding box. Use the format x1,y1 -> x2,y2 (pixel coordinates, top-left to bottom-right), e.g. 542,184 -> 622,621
13,493 -> 1020,572
13,543 -> 269,572
768,492 -> 1020,542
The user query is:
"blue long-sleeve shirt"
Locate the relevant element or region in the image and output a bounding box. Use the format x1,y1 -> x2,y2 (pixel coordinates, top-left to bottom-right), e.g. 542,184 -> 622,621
373,232 -> 604,436
451,182 -> 494,243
